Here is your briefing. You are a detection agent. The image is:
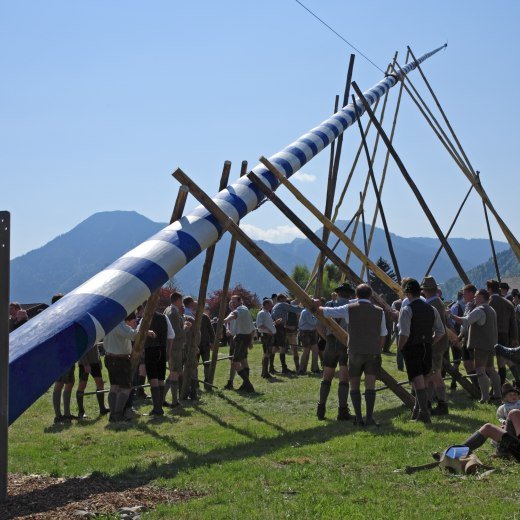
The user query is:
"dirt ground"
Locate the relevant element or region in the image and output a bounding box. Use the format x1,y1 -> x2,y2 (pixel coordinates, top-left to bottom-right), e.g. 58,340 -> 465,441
1,473 -> 198,519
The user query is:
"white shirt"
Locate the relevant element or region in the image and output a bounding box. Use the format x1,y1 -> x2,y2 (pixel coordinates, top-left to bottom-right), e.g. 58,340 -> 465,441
256,308 -> 276,335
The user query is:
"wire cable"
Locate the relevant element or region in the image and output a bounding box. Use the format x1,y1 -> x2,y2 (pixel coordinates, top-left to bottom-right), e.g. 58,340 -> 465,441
294,0 -> 386,74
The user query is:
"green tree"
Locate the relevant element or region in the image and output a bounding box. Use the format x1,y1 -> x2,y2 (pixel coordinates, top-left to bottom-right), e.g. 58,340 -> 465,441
369,257 -> 399,303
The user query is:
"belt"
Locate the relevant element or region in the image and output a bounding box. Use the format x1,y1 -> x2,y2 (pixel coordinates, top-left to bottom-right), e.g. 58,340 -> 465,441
105,353 -> 131,359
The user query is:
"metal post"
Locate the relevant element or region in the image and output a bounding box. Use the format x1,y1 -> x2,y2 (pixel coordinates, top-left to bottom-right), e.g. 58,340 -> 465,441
0,211 -> 10,503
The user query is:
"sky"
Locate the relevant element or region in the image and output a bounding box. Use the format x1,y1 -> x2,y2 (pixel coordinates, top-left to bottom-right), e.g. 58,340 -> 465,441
1,0 -> 519,259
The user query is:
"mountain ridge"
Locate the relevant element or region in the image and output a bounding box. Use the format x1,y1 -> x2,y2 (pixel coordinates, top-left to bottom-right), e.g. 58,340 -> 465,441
10,210 -> 511,302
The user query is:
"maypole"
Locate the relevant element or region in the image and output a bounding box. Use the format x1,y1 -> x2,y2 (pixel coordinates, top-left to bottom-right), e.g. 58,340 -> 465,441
8,44 -> 446,424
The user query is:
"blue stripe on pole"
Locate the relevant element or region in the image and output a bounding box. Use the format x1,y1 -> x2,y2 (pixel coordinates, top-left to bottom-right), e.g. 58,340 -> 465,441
286,146 -> 307,166
7,46 -> 446,424
110,257 -> 169,292
300,138 -> 318,155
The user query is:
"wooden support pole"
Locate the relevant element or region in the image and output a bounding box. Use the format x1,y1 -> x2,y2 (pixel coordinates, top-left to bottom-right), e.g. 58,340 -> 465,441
208,161 -> 248,385
0,212 -> 10,503
180,161 -> 232,398
259,156 -> 403,296
131,186 -> 189,371
479,173 -> 501,282
443,358 -> 480,399
359,192 -> 369,281
304,211 -> 360,292
425,183 -> 474,277
390,61 -> 469,176
352,94 -> 401,282
342,59 -> 396,273
171,168 -> 415,409
317,94 -> 340,296
406,46 -> 520,262
361,51 -> 407,280
352,81 -> 471,285
317,54 -> 356,296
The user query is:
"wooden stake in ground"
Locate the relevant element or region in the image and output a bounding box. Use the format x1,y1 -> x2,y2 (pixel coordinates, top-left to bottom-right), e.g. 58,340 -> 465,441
171,167 -> 415,409
131,186 -> 189,371
180,161 -> 232,398
351,81 -> 470,285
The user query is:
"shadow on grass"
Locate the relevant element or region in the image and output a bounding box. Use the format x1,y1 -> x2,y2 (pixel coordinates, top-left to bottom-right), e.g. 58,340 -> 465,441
7,403 -> 412,518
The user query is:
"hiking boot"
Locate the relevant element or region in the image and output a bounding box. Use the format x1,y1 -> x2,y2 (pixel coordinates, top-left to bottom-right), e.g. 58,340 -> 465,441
337,407 -> 351,421
53,415 -> 65,424
282,367 -> 294,375
431,401 -> 449,416
364,418 -> 380,428
269,366 -> 278,374
353,417 -> 365,427
99,407 -> 110,415
317,402 -> 326,421
413,411 -> 431,423
223,380 -> 234,390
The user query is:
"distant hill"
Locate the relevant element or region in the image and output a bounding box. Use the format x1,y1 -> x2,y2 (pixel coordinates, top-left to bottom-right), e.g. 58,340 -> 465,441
443,248 -> 520,299
10,211 -> 511,303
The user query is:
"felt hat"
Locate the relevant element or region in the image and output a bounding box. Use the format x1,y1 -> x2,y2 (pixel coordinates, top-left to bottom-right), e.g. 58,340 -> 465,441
334,282 -> 354,294
421,276 -> 439,291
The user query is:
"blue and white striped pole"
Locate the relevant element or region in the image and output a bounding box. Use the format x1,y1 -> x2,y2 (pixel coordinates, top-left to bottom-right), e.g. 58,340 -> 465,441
8,45 -> 446,423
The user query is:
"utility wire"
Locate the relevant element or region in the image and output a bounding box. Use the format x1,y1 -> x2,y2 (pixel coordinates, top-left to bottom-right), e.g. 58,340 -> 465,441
294,0 -> 386,74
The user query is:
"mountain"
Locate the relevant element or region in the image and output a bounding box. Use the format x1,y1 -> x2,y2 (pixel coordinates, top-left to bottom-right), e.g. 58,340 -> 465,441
10,211 -> 511,303
442,248 -> 520,299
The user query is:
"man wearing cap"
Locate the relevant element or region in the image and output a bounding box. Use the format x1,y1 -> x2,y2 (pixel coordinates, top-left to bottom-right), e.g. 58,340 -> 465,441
320,284 -> 387,426
487,280 -> 519,386
421,275 -> 450,415
271,294 -> 302,374
316,282 -> 356,421
398,279 -> 445,423
453,289 -> 501,402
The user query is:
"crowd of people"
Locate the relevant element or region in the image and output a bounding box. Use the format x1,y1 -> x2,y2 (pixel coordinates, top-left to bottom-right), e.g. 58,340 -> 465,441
8,276 -> 520,460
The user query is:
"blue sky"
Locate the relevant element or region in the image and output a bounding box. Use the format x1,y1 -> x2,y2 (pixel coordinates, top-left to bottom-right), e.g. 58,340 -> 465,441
1,0 -> 518,259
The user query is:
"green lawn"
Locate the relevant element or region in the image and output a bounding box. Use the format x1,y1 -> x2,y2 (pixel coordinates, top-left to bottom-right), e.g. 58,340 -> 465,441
8,345 -> 520,519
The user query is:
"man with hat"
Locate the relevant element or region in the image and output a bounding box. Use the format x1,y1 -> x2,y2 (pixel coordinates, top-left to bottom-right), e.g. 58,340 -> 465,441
499,282 -> 510,298
315,282 -> 356,421
398,279 -> 445,422
421,275 -> 450,415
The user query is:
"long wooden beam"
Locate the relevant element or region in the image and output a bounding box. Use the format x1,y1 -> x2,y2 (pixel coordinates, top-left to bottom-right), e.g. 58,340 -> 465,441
407,45 -> 520,262
172,167 -> 415,409
361,51 -> 408,280
352,94 -> 401,282
260,157 -> 403,296
352,81 -> 470,285
208,160 -> 249,385
180,161 -> 232,398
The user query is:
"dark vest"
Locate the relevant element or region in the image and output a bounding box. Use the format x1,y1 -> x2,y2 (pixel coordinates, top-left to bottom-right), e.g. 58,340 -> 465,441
406,299 -> 435,347
489,294 -> 518,343
145,312 -> 168,348
468,305 -> 497,352
347,301 -> 383,355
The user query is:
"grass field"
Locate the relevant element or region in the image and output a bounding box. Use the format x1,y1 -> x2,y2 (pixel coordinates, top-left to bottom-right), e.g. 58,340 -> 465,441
8,345 -> 520,519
